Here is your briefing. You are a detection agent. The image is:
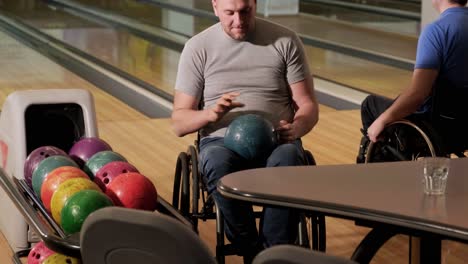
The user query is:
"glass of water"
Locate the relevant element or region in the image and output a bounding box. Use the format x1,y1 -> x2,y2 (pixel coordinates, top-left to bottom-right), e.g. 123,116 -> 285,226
423,157 -> 450,195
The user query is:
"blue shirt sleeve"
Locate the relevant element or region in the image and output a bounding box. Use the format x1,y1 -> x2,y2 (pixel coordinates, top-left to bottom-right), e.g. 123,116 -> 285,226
415,23 -> 443,70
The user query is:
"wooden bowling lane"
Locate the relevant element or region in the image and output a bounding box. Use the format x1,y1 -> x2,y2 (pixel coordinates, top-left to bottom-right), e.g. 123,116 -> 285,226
304,109 -> 363,165
305,45 -> 410,99
357,0 -> 421,12
73,0 -> 214,34
41,27 -> 181,97
0,232 -> 12,263
2,0 -> 178,98
299,0 -> 421,26
42,0 -> 411,99
1,0 -> 98,28
270,14 -> 417,60
137,0 -> 418,61
301,0 -> 421,14
0,30 -> 148,122
5,1 -> 411,101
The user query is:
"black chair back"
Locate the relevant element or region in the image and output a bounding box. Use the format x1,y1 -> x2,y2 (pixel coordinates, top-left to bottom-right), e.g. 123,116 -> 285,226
430,78 -> 468,153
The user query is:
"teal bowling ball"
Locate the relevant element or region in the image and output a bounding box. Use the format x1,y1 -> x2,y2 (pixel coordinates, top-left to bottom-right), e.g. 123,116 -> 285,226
61,189 -> 113,234
83,151 -> 127,179
224,114 -> 278,161
32,156 -> 78,197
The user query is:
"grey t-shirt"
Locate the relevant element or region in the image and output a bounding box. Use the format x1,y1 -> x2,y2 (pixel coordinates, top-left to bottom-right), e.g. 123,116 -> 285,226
175,18 -> 310,137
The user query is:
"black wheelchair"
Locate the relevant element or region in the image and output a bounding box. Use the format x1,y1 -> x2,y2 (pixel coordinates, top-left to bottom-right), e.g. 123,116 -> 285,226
363,81 -> 468,163
172,135 -> 326,263
352,82 -> 468,263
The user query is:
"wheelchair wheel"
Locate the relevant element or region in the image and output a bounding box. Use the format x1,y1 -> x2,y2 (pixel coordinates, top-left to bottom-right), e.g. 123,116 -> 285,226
302,150 -> 326,251
187,145 -> 200,232
173,152 -> 190,216
365,120 -> 440,163
172,146 -> 203,233
304,150 -> 316,166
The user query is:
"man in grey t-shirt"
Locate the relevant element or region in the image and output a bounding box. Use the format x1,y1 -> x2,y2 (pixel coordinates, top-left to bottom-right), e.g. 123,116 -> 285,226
172,0 -> 319,261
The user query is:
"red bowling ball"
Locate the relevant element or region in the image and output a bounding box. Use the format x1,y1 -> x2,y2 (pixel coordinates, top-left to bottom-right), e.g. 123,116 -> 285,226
105,172 -> 157,211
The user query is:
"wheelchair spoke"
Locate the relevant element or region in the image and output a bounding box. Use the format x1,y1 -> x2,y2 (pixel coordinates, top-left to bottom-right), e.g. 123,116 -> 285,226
366,120 -> 438,163
382,145 -> 407,161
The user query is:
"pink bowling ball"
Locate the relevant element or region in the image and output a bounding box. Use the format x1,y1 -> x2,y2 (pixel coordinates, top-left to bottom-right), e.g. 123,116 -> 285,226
27,241 -> 55,264
94,161 -> 139,191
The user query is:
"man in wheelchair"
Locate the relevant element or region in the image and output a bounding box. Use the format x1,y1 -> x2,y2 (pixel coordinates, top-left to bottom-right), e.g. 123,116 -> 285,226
357,0 -> 468,163
171,0 -> 319,262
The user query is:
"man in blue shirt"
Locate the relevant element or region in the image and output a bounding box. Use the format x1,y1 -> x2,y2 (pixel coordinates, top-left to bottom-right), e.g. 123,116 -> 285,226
357,0 -> 468,162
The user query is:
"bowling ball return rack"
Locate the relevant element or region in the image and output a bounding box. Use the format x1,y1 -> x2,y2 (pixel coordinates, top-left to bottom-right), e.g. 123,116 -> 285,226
0,168 -> 194,263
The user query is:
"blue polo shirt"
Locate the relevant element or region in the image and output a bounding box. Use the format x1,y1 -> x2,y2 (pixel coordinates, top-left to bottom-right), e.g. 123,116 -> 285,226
416,7 -> 468,88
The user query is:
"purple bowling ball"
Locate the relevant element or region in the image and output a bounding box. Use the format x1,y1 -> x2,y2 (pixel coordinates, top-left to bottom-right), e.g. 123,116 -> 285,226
24,146 -> 67,187
69,137 -> 112,168
94,161 -> 139,191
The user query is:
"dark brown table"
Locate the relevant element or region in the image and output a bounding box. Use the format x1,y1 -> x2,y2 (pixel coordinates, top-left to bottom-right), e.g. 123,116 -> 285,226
218,158 -> 468,263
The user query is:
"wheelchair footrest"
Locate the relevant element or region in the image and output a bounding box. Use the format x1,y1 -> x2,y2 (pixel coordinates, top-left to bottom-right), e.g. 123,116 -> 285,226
219,244 -> 242,256
192,212 -> 216,221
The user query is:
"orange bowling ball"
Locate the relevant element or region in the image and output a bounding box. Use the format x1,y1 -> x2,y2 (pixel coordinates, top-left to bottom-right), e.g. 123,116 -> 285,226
50,178 -> 100,224
41,166 -> 89,212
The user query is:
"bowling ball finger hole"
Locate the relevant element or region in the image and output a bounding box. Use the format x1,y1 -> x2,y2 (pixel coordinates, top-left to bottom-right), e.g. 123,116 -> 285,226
104,178 -> 109,184
122,170 -> 128,173
103,173 -> 108,177
66,259 -> 72,263
35,253 -> 40,259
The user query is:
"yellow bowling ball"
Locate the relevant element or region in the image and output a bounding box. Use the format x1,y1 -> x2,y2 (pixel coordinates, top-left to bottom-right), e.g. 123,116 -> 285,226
50,177 -> 100,224
43,253 -> 81,264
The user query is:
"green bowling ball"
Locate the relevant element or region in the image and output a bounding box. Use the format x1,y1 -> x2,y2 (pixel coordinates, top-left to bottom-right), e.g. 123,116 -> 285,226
224,114 -> 278,161
32,156 -> 78,197
61,189 -> 113,234
83,151 -> 126,179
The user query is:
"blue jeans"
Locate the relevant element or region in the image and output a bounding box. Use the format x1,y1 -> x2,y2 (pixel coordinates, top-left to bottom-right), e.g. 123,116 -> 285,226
199,137 -> 306,259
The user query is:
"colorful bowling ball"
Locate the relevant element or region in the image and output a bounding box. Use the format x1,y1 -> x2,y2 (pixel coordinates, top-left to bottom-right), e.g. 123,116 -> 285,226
41,166 -> 89,212
61,189 -> 113,234
50,178 -> 100,224
224,114 -> 278,161
83,151 -> 126,179
42,253 -> 81,264
24,146 -> 67,188
68,137 -> 112,167
94,161 -> 139,191
27,241 -> 55,264
106,172 -> 158,211
32,156 -> 78,197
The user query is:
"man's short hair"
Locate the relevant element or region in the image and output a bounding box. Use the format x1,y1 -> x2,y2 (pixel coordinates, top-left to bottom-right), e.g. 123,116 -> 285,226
451,0 -> 467,6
